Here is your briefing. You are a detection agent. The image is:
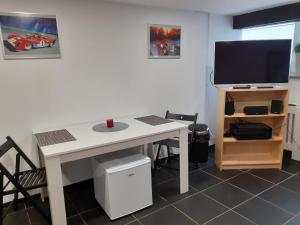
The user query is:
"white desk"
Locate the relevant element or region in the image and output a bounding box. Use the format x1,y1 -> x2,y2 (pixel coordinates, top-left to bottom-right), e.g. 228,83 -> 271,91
34,115 -> 189,225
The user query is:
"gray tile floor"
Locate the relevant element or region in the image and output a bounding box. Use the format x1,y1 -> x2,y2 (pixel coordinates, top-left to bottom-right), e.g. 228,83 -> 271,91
3,155 -> 300,225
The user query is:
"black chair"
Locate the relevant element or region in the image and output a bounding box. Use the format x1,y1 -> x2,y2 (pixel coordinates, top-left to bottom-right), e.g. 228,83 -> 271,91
0,136 -> 50,225
154,110 -> 198,169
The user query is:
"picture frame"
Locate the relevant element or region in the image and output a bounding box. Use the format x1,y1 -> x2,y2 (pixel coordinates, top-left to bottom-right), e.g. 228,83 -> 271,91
148,24 -> 181,59
0,12 -> 61,59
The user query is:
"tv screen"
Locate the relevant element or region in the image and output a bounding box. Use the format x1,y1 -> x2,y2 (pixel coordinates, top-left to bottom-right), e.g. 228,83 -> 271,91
214,40 -> 291,85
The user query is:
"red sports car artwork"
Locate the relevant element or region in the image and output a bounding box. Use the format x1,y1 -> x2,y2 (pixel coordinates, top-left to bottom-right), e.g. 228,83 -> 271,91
6,33 -> 56,52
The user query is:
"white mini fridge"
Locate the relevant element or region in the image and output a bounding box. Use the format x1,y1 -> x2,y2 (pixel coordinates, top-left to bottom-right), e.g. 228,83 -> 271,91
92,153 -> 153,220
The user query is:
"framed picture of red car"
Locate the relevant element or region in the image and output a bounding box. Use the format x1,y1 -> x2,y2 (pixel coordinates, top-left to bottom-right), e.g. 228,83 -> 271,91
0,12 -> 61,59
148,24 -> 181,59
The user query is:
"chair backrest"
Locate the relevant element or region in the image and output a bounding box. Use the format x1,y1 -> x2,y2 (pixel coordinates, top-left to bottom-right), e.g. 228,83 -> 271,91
165,110 -> 198,140
0,136 -> 37,171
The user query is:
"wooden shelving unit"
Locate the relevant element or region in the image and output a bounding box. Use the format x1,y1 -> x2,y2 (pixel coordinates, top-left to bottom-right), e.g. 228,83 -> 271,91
215,87 -> 289,170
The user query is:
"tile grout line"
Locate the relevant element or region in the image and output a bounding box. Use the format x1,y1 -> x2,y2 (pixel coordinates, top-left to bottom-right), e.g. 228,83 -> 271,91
153,167 -> 247,211
227,171 -> 298,196
25,208 -> 33,225
228,209 -> 259,225
123,217 -> 139,225
224,182 -> 257,196
281,168 -> 300,176
201,192 -> 231,210
64,192 -> 83,218
223,181 -> 296,215
131,214 -> 142,224
140,183 -> 222,222
150,168 -> 249,219
256,196 -> 294,216
283,210 -> 300,224
199,170 -> 300,224
145,167 -> 300,225
66,214 -> 86,225
4,202 -> 26,216
135,219 -> 143,225
137,204 -> 170,220
77,206 -> 100,215
243,171 -> 277,185
175,187 -> 257,225
131,214 -> 138,220
152,177 -> 178,187
199,168 -> 244,182
246,171 -> 297,194
223,173 -> 299,216
77,213 -> 88,225
244,170 -> 291,185
201,209 -> 231,225
200,192 -> 259,224
173,169 -> 248,203
279,184 -> 300,198
152,163 -> 205,187
172,190 -> 241,225
104,166 -> 300,224
171,204 -> 200,225
200,208 -> 259,225
172,181 -> 226,205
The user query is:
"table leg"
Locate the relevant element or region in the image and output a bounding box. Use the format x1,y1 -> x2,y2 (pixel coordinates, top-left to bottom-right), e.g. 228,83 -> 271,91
37,149 -> 48,201
179,127 -> 189,194
44,157 -> 67,225
143,143 -> 154,167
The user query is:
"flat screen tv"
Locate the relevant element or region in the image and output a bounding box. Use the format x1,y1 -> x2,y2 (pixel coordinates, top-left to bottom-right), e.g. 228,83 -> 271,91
214,40 -> 292,85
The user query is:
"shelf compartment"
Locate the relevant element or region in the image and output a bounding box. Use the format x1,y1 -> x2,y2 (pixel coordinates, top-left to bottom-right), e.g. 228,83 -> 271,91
226,89 -> 288,102
223,116 -> 286,137
222,141 -> 282,168
223,136 -> 283,143
222,152 -> 281,169
222,157 -> 280,166
221,158 -> 281,170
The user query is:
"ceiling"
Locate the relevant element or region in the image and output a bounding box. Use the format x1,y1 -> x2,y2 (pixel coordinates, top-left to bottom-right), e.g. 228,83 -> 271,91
104,0 -> 300,15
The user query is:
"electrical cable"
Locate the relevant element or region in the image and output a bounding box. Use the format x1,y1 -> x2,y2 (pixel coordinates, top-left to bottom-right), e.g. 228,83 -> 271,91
209,70 -> 216,88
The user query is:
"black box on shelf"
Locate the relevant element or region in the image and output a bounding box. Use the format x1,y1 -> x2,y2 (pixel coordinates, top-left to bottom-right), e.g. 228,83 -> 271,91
230,122 -> 272,140
244,106 -> 268,115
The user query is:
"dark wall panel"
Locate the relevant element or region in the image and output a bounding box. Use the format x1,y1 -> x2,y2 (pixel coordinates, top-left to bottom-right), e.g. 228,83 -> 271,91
233,3 -> 300,29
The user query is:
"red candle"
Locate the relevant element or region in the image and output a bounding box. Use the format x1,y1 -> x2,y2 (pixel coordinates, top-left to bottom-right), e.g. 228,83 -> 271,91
106,119 -> 114,128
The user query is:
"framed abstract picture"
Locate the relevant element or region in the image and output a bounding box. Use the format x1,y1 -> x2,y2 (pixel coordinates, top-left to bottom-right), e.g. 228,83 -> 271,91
148,24 -> 181,59
0,12 -> 61,59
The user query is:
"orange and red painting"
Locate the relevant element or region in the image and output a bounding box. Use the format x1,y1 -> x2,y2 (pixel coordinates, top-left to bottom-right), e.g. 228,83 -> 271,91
149,24 -> 181,58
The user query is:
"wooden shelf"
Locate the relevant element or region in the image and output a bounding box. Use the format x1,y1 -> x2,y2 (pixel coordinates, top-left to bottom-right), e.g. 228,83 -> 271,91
215,87 -> 289,170
222,152 -> 281,167
225,87 -> 289,92
222,159 -> 280,166
224,113 -> 286,118
223,136 -> 283,143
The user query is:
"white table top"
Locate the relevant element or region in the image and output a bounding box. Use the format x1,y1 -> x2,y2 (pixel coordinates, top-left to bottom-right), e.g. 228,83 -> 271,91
34,115 -> 187,158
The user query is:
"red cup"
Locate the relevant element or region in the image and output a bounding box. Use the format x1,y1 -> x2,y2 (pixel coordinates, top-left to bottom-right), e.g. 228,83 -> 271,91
106,119 -> 114,128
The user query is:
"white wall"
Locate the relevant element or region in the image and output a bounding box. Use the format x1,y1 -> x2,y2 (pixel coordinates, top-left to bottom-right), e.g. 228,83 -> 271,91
289,22 -> 300,104
206,14 -> 242,142
0,0 -> 209,191
289,78 -> 300,103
